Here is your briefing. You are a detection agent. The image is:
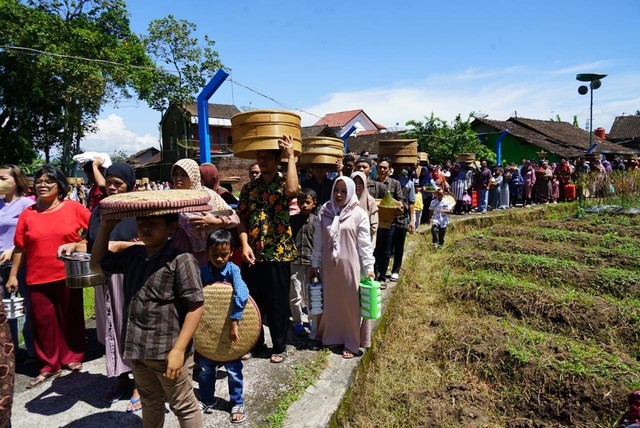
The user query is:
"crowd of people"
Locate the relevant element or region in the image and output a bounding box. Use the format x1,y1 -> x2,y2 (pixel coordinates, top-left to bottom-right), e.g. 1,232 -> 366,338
1,143 -> 638,427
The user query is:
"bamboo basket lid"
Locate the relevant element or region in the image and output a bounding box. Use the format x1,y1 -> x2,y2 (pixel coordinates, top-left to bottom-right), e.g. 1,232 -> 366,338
100,190 -> 212,220
194,282 -> 262,362
231,110 -> 302,159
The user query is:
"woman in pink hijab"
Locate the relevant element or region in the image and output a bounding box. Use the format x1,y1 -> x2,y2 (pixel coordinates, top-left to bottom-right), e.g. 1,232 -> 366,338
310,176 -> 375,359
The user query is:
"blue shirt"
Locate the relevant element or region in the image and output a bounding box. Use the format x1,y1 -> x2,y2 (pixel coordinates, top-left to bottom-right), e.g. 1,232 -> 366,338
200,262 -> 249,320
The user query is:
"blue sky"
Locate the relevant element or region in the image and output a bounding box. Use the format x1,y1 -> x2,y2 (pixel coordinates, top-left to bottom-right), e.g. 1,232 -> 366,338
84,0 -> 640,154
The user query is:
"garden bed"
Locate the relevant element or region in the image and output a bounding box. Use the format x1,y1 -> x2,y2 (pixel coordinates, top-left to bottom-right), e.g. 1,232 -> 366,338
332,208 -> 640,427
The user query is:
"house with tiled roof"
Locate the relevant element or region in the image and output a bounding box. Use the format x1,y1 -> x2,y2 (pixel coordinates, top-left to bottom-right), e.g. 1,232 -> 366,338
608,115 -> 640,149
471,117 -> 636,163
313,109 -> 385,138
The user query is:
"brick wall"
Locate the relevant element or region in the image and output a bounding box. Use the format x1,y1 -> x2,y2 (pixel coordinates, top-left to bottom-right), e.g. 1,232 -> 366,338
211,155 -> 254,192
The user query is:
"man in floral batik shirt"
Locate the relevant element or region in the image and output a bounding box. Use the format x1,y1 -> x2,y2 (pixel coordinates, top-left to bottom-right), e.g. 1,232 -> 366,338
237,135 -> 298,364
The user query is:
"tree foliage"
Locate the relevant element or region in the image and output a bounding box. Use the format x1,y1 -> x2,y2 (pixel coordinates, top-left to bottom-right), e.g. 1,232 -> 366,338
404,114 -> 496,165
143,15 -> 223,115
0,0 -> 154,173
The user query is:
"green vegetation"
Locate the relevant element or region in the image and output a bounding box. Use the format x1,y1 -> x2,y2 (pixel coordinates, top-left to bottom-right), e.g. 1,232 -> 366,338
334,210 -> 640,427
265,349 -> 330,427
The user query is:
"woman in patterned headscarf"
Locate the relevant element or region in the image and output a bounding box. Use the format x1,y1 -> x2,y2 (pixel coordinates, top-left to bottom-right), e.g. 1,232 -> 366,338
171,159 -> 240,265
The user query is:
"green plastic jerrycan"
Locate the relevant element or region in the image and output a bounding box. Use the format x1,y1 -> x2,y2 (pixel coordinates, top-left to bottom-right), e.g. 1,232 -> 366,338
360,277 -> 382,320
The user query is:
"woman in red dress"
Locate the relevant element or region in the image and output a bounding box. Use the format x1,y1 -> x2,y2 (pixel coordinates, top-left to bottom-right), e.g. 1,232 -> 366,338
6,165 -> 90,388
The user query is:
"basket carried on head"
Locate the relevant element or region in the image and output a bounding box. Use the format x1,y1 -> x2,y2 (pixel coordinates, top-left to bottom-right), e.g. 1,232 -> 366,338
231,110 -> 302,159
300,137 -> 344,166
194,282 -> 262,362
378,139 -> 418,165
456,153 -> 476,164
99,189 -> 212,220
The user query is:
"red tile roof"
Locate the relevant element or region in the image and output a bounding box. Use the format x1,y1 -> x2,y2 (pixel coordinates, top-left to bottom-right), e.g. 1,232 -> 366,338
313,109 -> 386,130
313,110 -> 362,127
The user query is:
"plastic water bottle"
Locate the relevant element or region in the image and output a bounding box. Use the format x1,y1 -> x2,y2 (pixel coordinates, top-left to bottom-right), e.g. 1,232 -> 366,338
307,277 -> 323,315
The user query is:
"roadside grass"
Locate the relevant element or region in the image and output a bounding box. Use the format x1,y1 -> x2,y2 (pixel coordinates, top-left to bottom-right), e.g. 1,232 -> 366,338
83,287 -> 95,320
333,209 -> 640,427
265,348 -> 330,427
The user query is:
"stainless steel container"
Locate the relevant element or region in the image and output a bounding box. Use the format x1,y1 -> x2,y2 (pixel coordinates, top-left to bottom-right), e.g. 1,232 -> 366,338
60,252 -> 104,288
3,293 -> 25,319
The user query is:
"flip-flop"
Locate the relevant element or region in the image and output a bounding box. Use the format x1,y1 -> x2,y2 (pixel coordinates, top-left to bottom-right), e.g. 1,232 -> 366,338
27,370 -> 62,389
230,404 -> 246,424
126,396 -> 142,413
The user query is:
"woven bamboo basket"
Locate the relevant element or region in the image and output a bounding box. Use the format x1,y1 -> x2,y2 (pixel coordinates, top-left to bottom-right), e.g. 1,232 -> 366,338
375,199 -> 401,229
231,110 -> 302,159
378,140 -> 418,159
99,189 -> 212,220
194,282 -> 262,362
418,152 -> 429,164
456,153 -> 476,163
299,137 -> 344,166
536,151 -> 548,159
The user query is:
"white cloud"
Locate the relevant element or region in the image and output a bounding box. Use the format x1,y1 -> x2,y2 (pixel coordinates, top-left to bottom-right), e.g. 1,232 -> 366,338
82,114 -> 159,155
300,64 -> 640,133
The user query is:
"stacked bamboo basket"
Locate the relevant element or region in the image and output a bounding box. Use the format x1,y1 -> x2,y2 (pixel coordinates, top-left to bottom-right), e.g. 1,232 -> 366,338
231,110 -> 302,159
378,139 -> 418,165
300,136 -> 344,166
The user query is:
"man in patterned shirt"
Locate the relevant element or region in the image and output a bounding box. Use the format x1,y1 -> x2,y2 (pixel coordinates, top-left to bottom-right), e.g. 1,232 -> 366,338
237,135 -> 298,364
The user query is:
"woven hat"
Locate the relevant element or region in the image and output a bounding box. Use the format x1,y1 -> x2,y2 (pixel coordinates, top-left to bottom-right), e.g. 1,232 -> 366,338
100,189 -> 211,220
194,282 -> 262,362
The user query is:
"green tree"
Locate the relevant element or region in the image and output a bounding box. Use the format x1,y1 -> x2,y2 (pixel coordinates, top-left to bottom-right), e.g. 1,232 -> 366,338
0,0 -> 154,173
404,113 -> 496,165
143,15 -> 224,116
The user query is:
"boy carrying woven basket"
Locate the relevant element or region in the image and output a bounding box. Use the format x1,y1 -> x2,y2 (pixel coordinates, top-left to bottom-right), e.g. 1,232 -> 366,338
198,229 -> 248,424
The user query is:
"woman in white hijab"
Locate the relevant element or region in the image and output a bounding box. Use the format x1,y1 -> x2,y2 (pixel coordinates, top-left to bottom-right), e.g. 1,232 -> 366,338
310,176 -> 375,359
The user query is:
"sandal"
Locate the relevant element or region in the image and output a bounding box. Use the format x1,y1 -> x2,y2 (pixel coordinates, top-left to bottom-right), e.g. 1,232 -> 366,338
230,404 -> 246,424
27,370 -> 61,389
67,362 -> 83,372
270,352 -> 287,364
342,349 -> 355,359
126,396 -> 142,413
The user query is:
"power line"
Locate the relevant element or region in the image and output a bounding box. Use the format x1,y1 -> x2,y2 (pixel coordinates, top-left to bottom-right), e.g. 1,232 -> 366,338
1,44 -> 331,123
0,45 -> 177,74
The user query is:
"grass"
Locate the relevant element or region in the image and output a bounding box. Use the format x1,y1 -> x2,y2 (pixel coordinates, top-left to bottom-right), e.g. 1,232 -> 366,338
333,207 -> 640,427
83,287 -> 95,320
265,348 -> 330,427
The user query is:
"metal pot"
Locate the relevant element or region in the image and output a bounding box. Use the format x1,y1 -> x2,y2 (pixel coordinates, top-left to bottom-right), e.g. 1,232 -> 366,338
60,252 -> 104,288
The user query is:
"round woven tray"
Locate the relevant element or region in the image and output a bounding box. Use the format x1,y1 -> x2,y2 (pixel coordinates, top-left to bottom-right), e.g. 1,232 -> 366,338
100,190 -> 212,220
194,282 -> 262,362
442,194 -> 456,207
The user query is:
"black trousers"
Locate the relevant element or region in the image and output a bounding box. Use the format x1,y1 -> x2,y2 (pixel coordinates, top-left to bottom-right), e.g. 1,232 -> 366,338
431,224 -> 447,246
374,228 -> 392,281
391,226 -> 407,275
242,261 -> 291,355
